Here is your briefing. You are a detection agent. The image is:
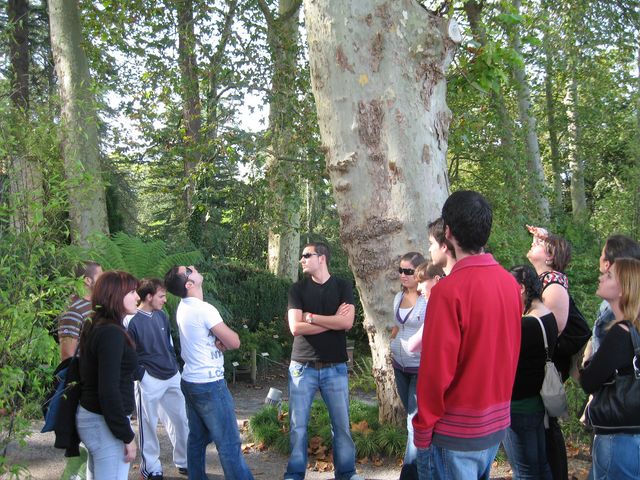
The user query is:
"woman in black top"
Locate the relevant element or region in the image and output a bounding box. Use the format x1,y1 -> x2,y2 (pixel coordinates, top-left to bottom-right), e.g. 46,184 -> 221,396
503,265 -> 557,480
580,257 -> 640,479
76,271 -> 139,479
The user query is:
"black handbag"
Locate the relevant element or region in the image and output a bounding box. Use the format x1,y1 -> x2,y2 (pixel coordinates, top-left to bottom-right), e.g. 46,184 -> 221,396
587,321 -> 640,430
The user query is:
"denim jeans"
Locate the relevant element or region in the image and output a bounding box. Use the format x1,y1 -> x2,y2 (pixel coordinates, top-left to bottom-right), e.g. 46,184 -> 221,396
394,368 -> 418,470
180,379 -> 254,480
503,411 -> 552,479
76,406 -> 131,480
285,361 -> 356,480
592,433 -> 640,479
416,443 -> 499,480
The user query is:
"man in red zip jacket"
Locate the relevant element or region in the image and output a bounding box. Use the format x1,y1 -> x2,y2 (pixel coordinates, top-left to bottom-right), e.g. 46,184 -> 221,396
413,191 -> 522,479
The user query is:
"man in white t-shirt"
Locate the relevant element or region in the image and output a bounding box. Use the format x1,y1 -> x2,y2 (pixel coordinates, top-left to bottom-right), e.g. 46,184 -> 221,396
165,265 -> 254,480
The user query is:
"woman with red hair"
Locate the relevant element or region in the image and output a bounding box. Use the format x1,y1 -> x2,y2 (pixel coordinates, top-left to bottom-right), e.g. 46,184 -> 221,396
76,271 -> 140,479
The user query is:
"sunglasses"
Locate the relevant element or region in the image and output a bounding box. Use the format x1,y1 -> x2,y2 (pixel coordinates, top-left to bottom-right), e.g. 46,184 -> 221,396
301,253 -> 318,259
185,267 -> 193,281
398,267 -> 415,276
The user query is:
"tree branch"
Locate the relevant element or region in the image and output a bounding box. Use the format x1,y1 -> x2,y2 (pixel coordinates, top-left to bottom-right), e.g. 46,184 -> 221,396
279,0 -> 302,22
256,0 -> 274,25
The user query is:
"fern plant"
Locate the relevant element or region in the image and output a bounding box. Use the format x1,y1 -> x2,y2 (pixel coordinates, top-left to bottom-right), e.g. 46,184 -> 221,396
77,232 -> 203,279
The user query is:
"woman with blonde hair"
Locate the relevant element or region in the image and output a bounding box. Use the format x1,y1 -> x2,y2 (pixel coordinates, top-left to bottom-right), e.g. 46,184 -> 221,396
580,257 -> 640,479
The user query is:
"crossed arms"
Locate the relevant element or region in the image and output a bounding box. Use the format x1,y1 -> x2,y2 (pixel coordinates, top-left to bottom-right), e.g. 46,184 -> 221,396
288,303 -> 355,336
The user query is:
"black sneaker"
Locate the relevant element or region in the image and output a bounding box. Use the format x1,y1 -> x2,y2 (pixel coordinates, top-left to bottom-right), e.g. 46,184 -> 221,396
178,467 -> 188,476
148,474 -> 163,480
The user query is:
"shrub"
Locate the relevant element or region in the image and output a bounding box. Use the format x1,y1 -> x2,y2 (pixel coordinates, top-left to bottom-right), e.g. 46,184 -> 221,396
247,400 -> 405,460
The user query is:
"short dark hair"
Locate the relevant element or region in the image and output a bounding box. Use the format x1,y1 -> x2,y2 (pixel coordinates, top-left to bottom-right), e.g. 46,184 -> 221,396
305,242 -> 331,266
74,260 -> 101,279
428,217 -> 457,259
164,266 -> 188,298
545,234 -> 572,272
137,278 -> 165,301
442,190 -> 492,253
428,218 -> 446,245
509,264 -> 540,314
603,235 -> 640,264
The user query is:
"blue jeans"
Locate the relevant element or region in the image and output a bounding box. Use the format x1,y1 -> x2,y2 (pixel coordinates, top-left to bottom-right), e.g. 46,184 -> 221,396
592,433 -> 640,479
180,379 -> 254,480
416,443 -> 499,480
285,361 -> 356,480
76,406 -> 131,480
503,411 -> 552,479
394,368 -> 418,468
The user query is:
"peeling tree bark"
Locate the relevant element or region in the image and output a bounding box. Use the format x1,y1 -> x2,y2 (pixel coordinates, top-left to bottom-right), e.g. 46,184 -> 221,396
304,0 -> 456,425
48,0 -> 109,245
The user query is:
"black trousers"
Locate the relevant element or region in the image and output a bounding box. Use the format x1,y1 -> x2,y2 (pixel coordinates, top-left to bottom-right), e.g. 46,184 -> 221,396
545,416 -> 568,480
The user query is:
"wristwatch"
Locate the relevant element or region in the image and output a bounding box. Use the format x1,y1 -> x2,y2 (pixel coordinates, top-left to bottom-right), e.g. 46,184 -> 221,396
306,313 -> 314,324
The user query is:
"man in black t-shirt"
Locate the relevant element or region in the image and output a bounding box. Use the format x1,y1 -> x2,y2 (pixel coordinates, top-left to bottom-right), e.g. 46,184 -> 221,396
284,242 -> 362,480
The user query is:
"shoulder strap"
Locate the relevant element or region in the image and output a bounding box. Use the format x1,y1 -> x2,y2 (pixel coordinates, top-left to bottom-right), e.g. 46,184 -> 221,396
620,320 -> 640,379
532,315 -> 551,361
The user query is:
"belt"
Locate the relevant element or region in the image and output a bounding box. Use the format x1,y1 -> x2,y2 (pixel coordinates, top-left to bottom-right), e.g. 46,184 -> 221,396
305,361 -> 341,370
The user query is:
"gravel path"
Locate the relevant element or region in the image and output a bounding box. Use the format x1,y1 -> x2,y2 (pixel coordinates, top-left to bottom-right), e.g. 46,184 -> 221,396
4,364 -> 588,479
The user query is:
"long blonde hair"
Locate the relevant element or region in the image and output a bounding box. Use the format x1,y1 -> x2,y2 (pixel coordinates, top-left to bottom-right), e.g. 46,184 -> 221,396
614,257 -> 640,331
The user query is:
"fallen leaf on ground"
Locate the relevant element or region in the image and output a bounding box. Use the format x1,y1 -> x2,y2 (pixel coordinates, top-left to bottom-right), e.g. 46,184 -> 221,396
314,460 -> 333,472
351,420 -> 372,434
357,457 -> 369,464
373,456 -> 383,467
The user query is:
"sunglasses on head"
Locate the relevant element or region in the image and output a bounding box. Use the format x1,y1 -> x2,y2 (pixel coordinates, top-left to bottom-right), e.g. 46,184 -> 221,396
398,267 -> 415,276
301,253 -> 318,259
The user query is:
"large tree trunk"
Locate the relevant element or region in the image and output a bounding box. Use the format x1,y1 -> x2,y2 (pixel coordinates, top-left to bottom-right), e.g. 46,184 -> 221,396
48,0 -> 109,245
543,27 -> 564,212
464,0 -> 521,215
566,65 -> 587,219
510,0 -> 549,221
177,0 -> 202,214
304,0 -> 457,425
7,0 -> 44,233
259,0 -> 303,282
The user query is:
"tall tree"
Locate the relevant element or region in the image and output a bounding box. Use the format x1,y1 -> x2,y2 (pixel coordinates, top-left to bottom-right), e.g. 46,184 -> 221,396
304,0 -> 458,424
258,0 -> 303,282
508,0 -> 549,220
7,0 -> 44,232
176,0 -> 202,214
542,22 -> 564,212
464,0 -> 522,217
48,0 -> 109,245
565,58 -> 587,219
